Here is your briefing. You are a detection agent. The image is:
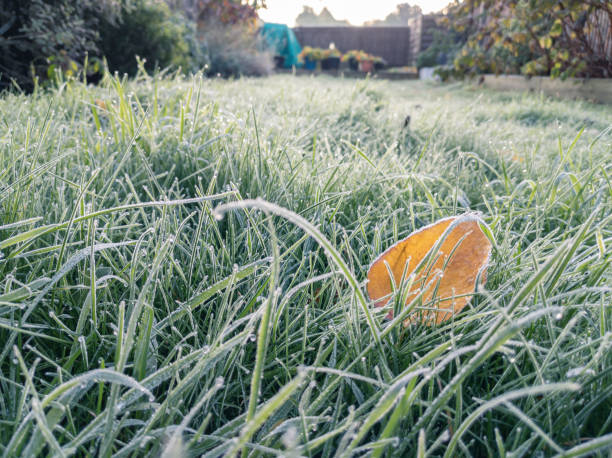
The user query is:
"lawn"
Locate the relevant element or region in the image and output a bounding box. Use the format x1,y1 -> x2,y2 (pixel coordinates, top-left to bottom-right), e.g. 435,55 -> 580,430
0,73 -> 611,457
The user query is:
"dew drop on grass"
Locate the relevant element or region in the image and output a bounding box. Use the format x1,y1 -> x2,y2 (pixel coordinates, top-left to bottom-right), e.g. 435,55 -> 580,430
566,367 -> 595,378
555,312 -> 563,320
281,426 -> 298,449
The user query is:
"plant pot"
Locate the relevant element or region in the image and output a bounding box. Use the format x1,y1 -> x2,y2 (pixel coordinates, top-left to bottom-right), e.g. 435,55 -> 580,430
374,61 -> 385,71
359,60 -> 374,73
348,58 -> 359,72
321,57 -> 340,70
304,58 -> 316,70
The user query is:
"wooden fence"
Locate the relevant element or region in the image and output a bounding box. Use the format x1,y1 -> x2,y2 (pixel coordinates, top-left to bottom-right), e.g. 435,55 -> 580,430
292,27 -> 411,67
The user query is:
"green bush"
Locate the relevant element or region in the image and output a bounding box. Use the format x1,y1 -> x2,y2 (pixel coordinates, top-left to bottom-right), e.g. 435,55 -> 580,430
0,0 -> 272,88
0,0 -> 203,88
98,0 -> 196,76
0,0 -> 122,89
447,0 -> 612,79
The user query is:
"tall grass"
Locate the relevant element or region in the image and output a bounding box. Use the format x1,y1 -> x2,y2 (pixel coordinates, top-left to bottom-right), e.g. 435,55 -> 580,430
0,71 -> 610,457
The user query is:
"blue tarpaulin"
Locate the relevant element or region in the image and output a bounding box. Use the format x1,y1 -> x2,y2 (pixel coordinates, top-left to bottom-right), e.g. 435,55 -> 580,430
260,23 -> 302,68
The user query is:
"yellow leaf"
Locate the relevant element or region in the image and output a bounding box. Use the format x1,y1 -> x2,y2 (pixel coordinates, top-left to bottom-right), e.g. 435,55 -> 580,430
367,215 -> 492,325
550,21 -> 563,37
539,36 -> 553,49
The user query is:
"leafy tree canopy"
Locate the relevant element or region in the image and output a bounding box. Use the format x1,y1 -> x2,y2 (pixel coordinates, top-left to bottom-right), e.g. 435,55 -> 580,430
365,3 -> 422,26
446,0 -> 612,78
295,6 -> 349,27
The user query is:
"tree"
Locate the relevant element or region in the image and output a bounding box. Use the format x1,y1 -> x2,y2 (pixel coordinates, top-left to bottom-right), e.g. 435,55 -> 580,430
366,3 -> 422,26
168,0 -> 265,21
295,6 -> 318,26
447,0 -> 612,78
169,0 -> 273,77
295,5 -> 349,26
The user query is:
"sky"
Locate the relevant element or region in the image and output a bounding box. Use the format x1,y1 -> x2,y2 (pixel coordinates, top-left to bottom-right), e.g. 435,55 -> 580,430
258,1 -> 451,26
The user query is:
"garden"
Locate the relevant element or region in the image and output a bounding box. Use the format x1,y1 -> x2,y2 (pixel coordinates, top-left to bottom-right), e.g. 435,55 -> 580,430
1,1 -> 611,457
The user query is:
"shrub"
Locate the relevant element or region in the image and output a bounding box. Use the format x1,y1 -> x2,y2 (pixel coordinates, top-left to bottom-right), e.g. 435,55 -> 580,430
168,1 -> 272,77
198,22 -> 273,77
0,0 -> 122,89
98,0 -> 196,76
0,0 -> 271,88
446,0 -> 612,79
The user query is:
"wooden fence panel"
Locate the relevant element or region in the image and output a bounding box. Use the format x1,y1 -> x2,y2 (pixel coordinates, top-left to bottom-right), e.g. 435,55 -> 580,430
292,27 -> 411,66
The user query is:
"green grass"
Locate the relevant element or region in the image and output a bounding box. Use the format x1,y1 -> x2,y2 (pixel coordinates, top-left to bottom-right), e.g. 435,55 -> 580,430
1,72 -> 611,457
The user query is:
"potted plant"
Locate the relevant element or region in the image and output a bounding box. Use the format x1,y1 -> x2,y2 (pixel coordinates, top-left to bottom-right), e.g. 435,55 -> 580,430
372,56 -> 387,71
299,46 -> 324,70
321,48 -> 341,70
341,50 -> 362,71
358,52 -> 374,73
